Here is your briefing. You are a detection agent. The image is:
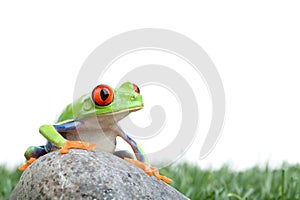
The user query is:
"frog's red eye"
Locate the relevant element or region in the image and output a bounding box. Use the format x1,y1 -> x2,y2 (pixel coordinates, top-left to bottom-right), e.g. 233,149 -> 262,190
133,83 -> 140,94
92,85 -> 114,106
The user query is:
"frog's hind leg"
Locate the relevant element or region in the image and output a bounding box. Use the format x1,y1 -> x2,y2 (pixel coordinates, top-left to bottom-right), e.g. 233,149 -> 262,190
113,150 -> 134,159
24,146 -> 47,160
18,146 -> 47,171
115,126 -> 172,183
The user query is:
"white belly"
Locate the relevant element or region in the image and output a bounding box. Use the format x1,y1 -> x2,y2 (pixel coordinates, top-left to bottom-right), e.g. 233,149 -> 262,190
63,116 -> 120,153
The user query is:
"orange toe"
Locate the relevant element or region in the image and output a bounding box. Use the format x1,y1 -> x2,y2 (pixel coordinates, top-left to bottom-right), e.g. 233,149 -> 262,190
150,167 -> 173,183
124,158 -> 172,183
18,157 -> 36,171
60,140 -> 96,154
161,176 -> 173,184
124,158 -> 153,176
124,158 -> 153,175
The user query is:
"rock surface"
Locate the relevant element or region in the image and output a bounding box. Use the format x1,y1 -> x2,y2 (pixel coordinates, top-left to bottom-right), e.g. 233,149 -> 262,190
11,149 -> 188,200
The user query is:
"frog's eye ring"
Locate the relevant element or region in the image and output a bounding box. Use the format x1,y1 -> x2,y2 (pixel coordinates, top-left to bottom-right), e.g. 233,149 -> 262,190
133,83 -> 140,94
92,85 -> 114,106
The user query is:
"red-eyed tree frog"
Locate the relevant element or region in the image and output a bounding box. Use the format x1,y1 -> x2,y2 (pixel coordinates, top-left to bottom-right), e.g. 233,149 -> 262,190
19,82 -> 172,183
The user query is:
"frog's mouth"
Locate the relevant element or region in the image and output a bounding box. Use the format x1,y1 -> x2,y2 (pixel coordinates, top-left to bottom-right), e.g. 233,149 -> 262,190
97,105 -> 144,117
93,106 -> 143,123
114,105 -> 143,116
127,106 -> 144,112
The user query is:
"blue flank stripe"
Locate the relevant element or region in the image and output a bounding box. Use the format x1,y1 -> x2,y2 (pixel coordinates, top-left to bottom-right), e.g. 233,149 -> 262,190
53,121 -> 77,131
125,134 -> 145,162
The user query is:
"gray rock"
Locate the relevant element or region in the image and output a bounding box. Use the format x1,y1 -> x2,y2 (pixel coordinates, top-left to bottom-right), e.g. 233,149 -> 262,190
11,149 -> 189,200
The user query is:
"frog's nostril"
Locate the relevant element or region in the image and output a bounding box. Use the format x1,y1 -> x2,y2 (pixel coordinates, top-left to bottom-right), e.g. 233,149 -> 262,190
131,95 -> 136,100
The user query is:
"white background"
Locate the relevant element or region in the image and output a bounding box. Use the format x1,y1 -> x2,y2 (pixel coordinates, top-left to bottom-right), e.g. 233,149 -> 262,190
0,1 -> 299,170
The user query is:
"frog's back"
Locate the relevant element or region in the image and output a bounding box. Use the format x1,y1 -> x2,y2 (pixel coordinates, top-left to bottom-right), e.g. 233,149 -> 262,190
55,94 -> 89,123
56,103 -> 74,123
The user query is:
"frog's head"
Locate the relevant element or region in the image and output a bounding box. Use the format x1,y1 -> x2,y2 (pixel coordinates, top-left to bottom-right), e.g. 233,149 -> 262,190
75,82 -> 143,120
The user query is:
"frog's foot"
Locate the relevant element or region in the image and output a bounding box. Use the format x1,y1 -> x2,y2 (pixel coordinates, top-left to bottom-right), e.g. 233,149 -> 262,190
114,150 -> 134,160
59,140 -> 96,154
18,157 -> 36,171
124,158 -> 172,184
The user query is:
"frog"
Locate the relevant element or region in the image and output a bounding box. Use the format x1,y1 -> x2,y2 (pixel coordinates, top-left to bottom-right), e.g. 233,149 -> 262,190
19,82 -> 172,183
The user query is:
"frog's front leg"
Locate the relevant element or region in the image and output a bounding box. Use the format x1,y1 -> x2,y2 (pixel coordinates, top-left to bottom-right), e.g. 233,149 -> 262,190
19,122 -> 96,171
115,126 -> 172,183
40,123 -> 96,154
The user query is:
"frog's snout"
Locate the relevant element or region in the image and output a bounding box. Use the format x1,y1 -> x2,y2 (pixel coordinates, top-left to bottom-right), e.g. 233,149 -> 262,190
129,93 -> 144,109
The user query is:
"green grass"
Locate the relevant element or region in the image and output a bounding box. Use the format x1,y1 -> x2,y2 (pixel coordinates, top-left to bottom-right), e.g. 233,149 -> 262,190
161,163 -> 300,200
1,163 -> 300,200
0,166 -> 22,200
